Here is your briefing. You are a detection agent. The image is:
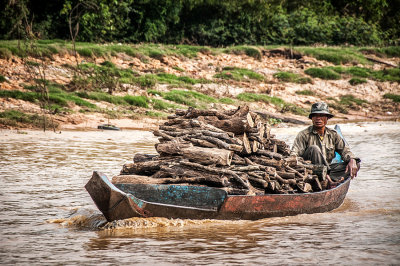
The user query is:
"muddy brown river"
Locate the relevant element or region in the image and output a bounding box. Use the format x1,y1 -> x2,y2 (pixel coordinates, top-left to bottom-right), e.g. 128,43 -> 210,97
1,122 -> 399,265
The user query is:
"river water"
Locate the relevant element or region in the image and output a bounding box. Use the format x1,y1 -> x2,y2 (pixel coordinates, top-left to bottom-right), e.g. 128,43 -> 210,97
0,122 -> 399,265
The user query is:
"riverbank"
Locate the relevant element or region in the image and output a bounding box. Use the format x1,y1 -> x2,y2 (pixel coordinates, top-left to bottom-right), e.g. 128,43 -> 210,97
0,42 -> 399,130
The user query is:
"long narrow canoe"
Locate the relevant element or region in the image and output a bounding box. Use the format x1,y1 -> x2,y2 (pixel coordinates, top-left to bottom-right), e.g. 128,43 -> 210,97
85,171 -> 351,222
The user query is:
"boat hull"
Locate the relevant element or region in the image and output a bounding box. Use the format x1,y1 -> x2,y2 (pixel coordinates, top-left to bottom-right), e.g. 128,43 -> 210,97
85,171 -> 351,221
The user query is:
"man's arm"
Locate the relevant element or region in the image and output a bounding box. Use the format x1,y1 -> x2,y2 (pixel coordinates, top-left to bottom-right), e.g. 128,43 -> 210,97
335,134 -> 360,178
291,131 -> 307,158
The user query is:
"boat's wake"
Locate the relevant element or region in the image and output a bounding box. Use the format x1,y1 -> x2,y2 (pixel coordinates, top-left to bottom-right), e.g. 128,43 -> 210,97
48,207 -> 242,231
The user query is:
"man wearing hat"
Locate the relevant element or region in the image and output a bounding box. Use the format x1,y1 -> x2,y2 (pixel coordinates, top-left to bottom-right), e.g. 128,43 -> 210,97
291,102 -> 360,183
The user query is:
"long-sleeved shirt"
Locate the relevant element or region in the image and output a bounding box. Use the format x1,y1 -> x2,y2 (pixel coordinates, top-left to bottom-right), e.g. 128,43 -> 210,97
291,125 -> 356,164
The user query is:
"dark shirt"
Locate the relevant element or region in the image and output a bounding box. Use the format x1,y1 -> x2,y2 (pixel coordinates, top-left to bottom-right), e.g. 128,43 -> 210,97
291,126 -> 356,163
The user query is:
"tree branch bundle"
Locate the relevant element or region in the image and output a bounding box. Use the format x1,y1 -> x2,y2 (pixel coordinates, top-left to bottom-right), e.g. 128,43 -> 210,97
117,106 -> 330,195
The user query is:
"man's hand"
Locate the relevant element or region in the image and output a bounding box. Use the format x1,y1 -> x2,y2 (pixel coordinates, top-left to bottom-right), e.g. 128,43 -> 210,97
346,158 -> 359,179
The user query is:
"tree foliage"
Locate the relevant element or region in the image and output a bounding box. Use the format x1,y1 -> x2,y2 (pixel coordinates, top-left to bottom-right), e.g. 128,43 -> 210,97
0,0 -> 399,45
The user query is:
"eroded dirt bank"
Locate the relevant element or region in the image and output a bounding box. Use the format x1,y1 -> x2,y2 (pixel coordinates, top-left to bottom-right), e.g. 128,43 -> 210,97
0,47 -> 399,130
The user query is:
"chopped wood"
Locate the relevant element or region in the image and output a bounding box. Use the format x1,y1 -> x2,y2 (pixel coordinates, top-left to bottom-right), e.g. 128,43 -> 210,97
133,153 -> 158,163
119,106 -> 337,195
182,146 -> 234,166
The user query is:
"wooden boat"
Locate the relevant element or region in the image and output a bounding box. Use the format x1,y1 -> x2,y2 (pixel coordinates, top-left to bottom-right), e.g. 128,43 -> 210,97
97,124 -> 120,131
85,171 -> 351,222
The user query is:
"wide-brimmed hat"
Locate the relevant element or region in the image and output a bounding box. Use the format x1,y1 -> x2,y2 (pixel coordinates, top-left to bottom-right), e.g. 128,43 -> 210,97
309,102 -> 334,119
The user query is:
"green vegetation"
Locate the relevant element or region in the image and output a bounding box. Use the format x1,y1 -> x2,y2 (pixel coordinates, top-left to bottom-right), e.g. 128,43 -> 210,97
172,66 -> 185,72
305,68 -> 341,80
0,75 -> 6,83
0,85 -> 96,113
373,68 -> 400,82
155,73 -> 209,85
274,71 -> 312,84
148,89 -> 224,109
225,46 -> 262,60
123,95 -> 149,108
151,99 -> 182,110
236,93 -> 307,116
297,47 -> 369,65
340,94 -> 368,106
3,1 -> 397,46
305,66 -> 400,83
0,110 -> 59,128
295,90 -> 316,96
145,111 -> 168,118
215,67 -> 265,82
328,94 -> 368,114
0,47 -> 12,59
359,47 -> 400,58
383,93 -> 400,103
349,78 -> 367,85
163,90 -> 217,108
219,98 -> 236,104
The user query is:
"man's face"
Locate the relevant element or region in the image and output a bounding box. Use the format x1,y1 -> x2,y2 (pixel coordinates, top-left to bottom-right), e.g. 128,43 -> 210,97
311,113 -> 328,129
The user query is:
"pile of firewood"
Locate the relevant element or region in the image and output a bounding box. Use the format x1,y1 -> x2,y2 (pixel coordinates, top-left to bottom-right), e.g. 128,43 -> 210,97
116,106 -> 329,195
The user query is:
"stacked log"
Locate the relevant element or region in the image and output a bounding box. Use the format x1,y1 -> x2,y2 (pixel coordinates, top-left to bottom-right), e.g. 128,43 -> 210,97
117,106 -> 330,195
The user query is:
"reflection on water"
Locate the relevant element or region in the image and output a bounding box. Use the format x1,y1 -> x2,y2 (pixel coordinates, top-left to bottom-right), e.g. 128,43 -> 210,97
1,122 -> 399,265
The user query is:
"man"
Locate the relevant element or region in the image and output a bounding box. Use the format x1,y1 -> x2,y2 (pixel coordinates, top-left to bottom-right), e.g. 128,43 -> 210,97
291,102 -> 360,183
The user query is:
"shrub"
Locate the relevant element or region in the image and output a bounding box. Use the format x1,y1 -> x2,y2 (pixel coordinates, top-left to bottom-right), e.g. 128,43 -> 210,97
295,90 -> 315,96
0,47 -> 12,59
373,68 -> 400,82
305,68 -> 341,80
123,95 -> 149,108
274,71 -> 312,84
145,110 -> 168,118
77,48 -> 93,57
215,67 -> 265,81
340,94 -> 368,106
349,78 -> 367,85
151,99 -> 181,110
0,75 -> 6,83
383,93 -> 400,103
219,97 -> 235,104
163,90 -> 217,108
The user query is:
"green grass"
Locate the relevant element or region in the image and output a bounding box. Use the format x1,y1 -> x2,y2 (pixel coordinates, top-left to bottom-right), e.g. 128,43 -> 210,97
145,110 -> 168,118
0,110 -> 59,128
225,46 -> 262,60
305,67 -> 341,80
237,92 -> 285,105
344,66 -> 371,78
172,66 -> 185,72
75,91 -> 125,105
349,78 -> 367,85
328,94 -> 368,114
296,47 -> 369,65
151,99 -> 182,110
0,47 -> 12,59
219,97 -> 236,104
76,91 -> 150,108
359,46 -> 400,58
156,73 -> 209,85
215,67 -> 265,82
318,66 -> 400,82
236,92 -> 308,116
383,93 -> 400,102
123,95 -> 149,108
274,71 -> 312,84
340,94 -> 368,106
0,85 -> 96,109
372,68 -> 400,82
295,90 -> 316,96
150,89 -> 217,108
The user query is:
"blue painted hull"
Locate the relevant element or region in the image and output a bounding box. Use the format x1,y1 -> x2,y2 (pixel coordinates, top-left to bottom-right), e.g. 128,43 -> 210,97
85,171 -> 351,221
